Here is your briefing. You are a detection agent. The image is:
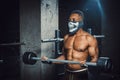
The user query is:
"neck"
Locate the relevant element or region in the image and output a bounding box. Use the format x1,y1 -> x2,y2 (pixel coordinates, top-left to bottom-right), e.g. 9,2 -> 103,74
77,28 -> 83,33
69,28 -> 83,36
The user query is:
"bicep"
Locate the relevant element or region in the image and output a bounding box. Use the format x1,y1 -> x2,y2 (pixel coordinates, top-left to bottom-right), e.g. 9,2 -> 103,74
88,38 -> 99,62
88,46 -> 98,57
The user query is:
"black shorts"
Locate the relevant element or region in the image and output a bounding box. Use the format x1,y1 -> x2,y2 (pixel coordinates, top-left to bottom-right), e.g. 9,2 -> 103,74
64,68 -> 88,80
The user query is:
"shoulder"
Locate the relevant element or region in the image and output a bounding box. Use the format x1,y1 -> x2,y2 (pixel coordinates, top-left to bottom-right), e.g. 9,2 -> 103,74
87,35 -> 98,46
83,31 -> 97,46
87,35 -> 96,42
82,31 -> 95,40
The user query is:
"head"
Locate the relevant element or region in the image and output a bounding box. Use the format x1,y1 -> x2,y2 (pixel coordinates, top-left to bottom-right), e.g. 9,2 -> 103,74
68,10 -> 84,35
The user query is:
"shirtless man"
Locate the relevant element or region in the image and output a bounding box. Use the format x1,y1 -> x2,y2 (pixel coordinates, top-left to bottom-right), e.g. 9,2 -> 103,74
42,10 -> 99,80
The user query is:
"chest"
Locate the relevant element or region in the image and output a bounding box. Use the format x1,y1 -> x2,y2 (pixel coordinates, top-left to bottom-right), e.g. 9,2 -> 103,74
64,35 -> 89,51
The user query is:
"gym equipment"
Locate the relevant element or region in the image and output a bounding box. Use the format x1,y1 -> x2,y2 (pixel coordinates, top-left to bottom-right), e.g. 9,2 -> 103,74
22,52 -> 112,72
41,29 -> 105,55
0,42 -> 25,46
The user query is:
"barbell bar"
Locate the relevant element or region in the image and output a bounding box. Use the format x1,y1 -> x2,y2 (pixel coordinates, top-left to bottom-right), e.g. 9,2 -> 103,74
41,35 -> 105,42
0,42 -> 25,46
93,35 -> 105,38
31,57 -> 97,67
41,38 -> 63,42
22,52 -> 113,72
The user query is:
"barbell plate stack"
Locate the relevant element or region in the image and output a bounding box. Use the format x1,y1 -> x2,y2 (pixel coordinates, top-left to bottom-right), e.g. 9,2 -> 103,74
97,57 -> 112,72
22,52 -> 37,65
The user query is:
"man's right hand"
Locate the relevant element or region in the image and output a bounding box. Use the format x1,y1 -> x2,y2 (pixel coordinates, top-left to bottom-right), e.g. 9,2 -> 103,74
41,56 -> 52,64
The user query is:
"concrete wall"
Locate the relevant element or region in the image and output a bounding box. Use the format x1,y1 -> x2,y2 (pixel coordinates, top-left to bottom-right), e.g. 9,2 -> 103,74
20,0 -> 58,80
20,0 -> 41,80
41,0 -> 58,80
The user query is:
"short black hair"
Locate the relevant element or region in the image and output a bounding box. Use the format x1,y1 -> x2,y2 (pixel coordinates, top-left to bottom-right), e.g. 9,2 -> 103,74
70,10 -> 84,19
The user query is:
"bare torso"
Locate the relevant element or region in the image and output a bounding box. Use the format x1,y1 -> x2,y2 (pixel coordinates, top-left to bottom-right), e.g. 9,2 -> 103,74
64,29 -> 92,70
41,13 -> 98,71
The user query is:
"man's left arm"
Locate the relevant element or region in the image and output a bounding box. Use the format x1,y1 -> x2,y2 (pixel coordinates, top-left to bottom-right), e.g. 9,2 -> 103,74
88,36 -> 99,63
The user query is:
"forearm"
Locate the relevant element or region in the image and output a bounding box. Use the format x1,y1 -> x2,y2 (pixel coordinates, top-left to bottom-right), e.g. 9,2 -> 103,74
52,54 -> 65,64
90,56 -> 98,63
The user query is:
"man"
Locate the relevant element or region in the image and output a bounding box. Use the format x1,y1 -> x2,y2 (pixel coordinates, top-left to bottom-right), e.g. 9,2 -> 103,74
41,10 -> 99,80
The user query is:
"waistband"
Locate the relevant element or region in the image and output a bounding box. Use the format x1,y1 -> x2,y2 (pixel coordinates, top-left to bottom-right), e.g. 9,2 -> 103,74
66,68 -> 88,73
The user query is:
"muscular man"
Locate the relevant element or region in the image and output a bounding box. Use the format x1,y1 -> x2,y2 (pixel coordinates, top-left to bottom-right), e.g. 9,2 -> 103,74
42,10 -> 99,80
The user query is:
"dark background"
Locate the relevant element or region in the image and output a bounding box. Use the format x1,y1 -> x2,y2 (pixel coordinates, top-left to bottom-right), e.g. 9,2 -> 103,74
0,0 -> 20,80
59,0 -> 120,75
0,0 -> 120,80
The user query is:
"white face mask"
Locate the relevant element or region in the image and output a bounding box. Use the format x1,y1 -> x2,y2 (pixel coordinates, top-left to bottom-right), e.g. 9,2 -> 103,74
68,21 -> 79,33
68,21 -> 84,35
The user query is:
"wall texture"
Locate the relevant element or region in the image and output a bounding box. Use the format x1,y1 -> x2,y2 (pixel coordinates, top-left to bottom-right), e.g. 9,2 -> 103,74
20,0 -> 58,80
20,0 -> 41,80
41,0 -> 58,80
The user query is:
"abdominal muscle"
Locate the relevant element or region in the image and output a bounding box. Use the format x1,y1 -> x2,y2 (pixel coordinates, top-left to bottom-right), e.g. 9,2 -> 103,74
65,50 -> 88,71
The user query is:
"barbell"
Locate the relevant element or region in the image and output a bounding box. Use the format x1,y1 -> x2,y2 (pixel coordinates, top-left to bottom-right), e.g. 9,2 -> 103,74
0,42 -> 25,46
22,52 -> 113,72
41,35 -> 105,42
